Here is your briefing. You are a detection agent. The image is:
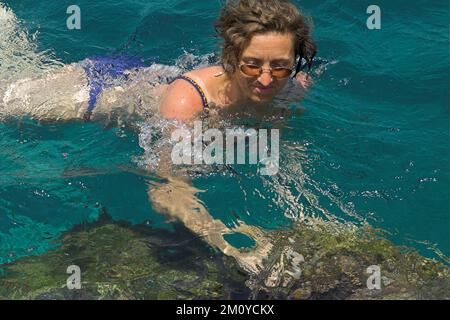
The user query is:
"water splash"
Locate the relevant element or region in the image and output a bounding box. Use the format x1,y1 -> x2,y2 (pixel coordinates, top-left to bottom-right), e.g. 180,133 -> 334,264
0,3 -> 62,83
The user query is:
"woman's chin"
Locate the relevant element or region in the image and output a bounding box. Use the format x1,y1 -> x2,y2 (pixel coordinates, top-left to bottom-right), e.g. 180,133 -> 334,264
249,93 -> 274,104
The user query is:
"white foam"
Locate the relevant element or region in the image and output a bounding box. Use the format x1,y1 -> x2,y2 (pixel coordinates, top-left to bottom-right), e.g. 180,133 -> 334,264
0,3 -> 62,83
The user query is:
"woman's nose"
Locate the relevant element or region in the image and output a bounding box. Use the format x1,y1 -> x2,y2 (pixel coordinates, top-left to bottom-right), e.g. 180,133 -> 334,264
257,72 -> 273,87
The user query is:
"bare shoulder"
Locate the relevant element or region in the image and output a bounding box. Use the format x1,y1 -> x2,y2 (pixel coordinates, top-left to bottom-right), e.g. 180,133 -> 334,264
159,66 -> 225,121
159,77 -> 204,121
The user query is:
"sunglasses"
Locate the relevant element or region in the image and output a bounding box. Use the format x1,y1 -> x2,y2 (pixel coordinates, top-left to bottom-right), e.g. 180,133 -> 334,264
239,63 -> 294,79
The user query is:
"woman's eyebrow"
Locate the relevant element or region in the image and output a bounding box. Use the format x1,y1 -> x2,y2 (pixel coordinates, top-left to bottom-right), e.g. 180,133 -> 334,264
242,57 -> 262,63
242,57 -> 292,65
270,59 -> 292,65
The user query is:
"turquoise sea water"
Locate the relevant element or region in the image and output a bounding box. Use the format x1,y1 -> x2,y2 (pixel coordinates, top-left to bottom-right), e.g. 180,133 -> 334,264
0,0 -> 449,265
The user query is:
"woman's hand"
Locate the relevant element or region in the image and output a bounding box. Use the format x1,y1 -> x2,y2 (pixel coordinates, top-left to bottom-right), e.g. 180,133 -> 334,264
295,71 -> 313,90
281,71 -> 313,103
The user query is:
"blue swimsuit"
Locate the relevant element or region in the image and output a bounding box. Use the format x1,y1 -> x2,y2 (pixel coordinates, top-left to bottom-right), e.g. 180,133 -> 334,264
82,56 -> 209,121
82,55 -> 144,121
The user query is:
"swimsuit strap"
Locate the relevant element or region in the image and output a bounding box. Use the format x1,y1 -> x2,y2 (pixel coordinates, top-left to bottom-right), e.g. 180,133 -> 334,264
172,75 -> 209,110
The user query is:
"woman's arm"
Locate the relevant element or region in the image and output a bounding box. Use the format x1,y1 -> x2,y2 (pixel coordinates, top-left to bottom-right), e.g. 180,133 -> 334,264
148,82 -> 273,274
147,171 -> 272,274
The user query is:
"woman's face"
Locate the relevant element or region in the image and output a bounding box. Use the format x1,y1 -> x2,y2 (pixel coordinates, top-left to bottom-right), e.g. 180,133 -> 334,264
233,32 -> 295,104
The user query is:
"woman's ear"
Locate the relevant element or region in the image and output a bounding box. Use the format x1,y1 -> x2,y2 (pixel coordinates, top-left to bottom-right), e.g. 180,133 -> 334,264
223,62 -> 234,74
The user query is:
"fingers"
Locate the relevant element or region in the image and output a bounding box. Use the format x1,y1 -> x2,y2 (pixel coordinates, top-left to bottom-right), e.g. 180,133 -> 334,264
295,71 -> 314,88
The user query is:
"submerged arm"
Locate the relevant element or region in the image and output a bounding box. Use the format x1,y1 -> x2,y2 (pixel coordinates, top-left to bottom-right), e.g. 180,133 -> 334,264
147,148 -> 273,274
147,83 -> 273,273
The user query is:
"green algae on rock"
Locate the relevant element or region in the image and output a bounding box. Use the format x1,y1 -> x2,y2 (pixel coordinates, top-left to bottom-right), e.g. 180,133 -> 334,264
246,221 -> 450,300
0,212 -> 249,300
0,212 -> 449,300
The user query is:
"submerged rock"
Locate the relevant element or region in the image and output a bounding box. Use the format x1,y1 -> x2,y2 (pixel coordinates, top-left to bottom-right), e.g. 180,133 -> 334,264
246,221 -> 450,300
0,212 -> 449,300
0,211 -> 249,300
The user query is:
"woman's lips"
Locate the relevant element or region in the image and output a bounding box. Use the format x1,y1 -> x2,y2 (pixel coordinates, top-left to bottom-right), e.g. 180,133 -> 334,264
253,86 -> 274,95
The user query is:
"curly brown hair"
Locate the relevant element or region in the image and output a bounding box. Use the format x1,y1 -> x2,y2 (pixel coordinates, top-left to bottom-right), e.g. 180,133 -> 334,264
214,0 -> 316,76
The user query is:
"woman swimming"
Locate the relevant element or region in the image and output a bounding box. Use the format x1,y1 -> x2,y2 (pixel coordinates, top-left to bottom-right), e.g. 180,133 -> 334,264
0,0 -> 316,274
